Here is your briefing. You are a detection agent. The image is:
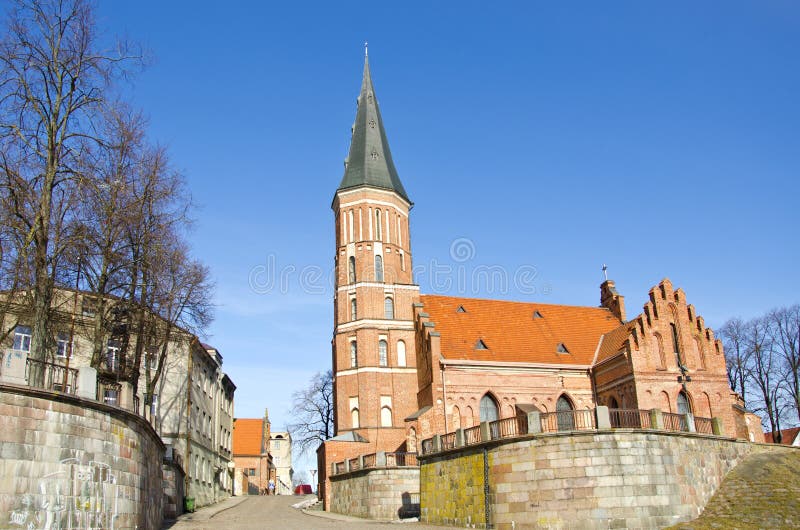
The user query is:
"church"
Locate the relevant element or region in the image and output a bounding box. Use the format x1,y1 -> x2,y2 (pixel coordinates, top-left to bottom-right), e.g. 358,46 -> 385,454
317,51 -> 763,507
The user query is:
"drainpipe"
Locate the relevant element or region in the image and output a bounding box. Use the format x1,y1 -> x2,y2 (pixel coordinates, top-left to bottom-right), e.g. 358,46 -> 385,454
185,340 -> 195,499
441,362 -> 448,433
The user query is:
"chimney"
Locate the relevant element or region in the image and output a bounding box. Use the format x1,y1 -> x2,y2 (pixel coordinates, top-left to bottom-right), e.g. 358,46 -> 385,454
601,280 -> 626,322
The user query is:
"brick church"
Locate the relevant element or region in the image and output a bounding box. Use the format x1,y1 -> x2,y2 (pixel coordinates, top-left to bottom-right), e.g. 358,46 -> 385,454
318,51 -> 763,503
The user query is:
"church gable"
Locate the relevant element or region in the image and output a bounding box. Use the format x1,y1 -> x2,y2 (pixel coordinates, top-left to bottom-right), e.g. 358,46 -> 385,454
419,295 -> 622,365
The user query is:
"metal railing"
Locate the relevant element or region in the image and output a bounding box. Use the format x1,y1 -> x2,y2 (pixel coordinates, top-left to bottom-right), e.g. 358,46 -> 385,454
331,452 -> 418,476
387,452 -> 418,467
441,432 -> 456,450
662,412 -> 687,432
694,416 -> 713,434
464,425 -> 482,445
609,408 -> 652,429
24,357 -> 79,394
489,416 -> 528,439
540,409 -> 596,432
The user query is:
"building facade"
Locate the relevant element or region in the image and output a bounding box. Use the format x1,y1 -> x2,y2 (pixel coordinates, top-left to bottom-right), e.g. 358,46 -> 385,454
270,430 -> 294,494
0,288 -> 236,509
232,410 -> 276,496
318,52 -> 764,506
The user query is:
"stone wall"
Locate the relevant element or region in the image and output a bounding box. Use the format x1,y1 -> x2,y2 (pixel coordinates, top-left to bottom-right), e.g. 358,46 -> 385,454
0,384 -> 165,530
329,467 -> 420,520
420,430 -> 789,529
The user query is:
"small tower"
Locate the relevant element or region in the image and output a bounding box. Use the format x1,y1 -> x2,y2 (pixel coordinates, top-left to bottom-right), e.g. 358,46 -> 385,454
330,50 -> 419,453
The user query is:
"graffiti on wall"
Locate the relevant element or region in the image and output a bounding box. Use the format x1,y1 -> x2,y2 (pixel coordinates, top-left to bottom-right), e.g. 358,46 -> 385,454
7,458 -> 129,530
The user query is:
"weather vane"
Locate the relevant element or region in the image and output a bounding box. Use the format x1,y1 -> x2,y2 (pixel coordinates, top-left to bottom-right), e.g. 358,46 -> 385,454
602,264 -> 608,281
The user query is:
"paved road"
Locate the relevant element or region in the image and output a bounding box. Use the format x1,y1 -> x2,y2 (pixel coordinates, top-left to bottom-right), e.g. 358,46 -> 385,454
165,495 -> 447,530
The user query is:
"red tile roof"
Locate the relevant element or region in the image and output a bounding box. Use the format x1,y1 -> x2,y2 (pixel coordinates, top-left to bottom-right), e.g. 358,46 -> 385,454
420,295 -> 623,365
595,322 -> 636,364
764,426 -> 800,445
233,418 -> 264,455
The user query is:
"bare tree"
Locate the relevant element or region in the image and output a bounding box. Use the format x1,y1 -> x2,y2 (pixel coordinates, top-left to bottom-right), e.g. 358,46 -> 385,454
769,305 -> 800,423
720,317 -> 751,401
287,370 -> 334,456
0,0 -> 140,367
746,317 -> 784,441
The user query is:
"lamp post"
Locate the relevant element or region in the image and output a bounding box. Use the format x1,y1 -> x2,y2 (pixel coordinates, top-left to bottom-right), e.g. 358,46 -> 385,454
310,469 -> 317,495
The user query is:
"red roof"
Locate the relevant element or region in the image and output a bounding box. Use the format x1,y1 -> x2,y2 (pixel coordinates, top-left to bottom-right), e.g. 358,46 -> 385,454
233,418 -> 264,455
764,426 -> 800,445
420,295 -> 623,365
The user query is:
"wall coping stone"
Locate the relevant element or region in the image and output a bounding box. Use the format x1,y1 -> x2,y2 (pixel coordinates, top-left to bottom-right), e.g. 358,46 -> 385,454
0,381 -> 165,451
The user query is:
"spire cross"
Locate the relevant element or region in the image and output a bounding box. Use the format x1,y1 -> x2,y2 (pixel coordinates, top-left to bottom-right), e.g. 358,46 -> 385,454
364,41 -> 368,58
602,264 -> 608,281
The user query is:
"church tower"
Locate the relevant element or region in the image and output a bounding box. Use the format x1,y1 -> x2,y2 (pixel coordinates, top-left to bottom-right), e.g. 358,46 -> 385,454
331,49 -> 419,452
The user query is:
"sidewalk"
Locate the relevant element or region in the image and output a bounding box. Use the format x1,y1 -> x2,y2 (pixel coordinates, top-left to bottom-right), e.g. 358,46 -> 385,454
164,495 -> 249,526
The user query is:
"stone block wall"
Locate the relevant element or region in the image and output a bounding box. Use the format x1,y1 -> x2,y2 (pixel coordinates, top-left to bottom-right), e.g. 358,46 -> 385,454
0,384 -> 164,529
420,430 -> 789,529
329,468 -> 419,520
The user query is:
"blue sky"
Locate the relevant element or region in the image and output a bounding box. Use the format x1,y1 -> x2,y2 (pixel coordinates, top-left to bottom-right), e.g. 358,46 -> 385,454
91,2 -> 799,471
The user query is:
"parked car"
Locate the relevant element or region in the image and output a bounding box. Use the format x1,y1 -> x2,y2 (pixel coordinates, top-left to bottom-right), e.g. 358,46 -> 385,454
294,484 -> 313,495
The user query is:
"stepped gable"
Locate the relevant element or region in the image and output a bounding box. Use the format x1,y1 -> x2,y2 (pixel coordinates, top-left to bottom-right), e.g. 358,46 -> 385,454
420,294 -> 623,365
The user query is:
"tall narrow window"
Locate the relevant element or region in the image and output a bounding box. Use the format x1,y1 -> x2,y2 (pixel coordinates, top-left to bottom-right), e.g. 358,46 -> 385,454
350,298 -> 357,321
677,391 -> 692,414
106,340 -> 121,372
671,322 -> 683,366
56,332 -> 71,359
381,406 -> 392,427
350,341 -> 358,368
348,210 -> 354,242
400,251 -> 406,271
375,254 -> 384,282
351,408 -> 360,429
12,325 -> 32,352
556,395 -> 575,431
348,256 -> 356,283
397,340 -> 406,367
384,297 -> 394,319
379,339 -> 388,367
375,209 -> 382,240
479,394 -> 499,423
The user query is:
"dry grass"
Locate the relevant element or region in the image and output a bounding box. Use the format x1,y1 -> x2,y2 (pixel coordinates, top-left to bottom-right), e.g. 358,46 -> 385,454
667,450 -> 800,530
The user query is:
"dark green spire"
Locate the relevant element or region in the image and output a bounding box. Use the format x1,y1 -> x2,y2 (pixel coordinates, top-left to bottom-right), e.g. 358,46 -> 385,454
337,50 -> 410,203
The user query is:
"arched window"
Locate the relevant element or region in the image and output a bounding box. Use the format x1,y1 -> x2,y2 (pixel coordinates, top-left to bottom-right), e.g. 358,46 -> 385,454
556,395 -> 575,431
375,209 -> 382,240
381,406 -> 392,427
348,210 -> 354,242
397,340 -> 406,367
351,408 -> 360,428
677,391 -> 692,415
671,322 -> 683,366
695,337 -> 707,369
375,254 -> 384,282
451,405 -> 462,430
350,341 -> 358,368
479,394 -> 499,423
384,297 -> 394,319
348,256 -> 356,283
654,333 -> 667,369
408,428 -> 417,452
379,339 -> 388,366
350,298 -> 357,321
607,396 -> 619,409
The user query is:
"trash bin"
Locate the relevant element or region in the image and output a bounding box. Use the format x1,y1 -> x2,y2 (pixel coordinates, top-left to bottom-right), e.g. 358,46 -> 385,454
184,497 -> 195,513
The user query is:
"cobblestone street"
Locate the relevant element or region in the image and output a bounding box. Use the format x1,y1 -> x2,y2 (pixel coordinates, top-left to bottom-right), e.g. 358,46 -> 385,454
165,495 -> 446,530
